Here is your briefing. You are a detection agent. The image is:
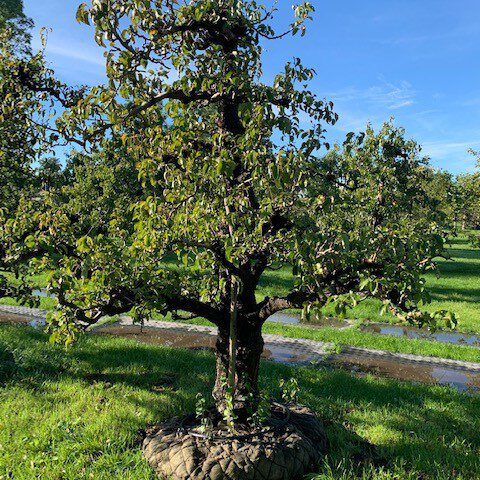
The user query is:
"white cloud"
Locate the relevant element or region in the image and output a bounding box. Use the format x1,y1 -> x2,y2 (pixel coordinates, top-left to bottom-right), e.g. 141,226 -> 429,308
462,96 -> 480,107
383,23 -> 480,47
328,79 -> 415,111
422,140 -> 480,159
329,110 -> 377,134
32,38 -> 105,67
48,43 -> 105,66
390,100 -> 414,109
323,78 -> 415,135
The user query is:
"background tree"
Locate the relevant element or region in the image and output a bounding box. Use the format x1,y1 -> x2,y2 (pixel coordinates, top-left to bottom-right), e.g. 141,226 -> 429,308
34,157 -> 68,192
0,0 -> 35,213
458,175 -> 480,229
463,150 -> 480,247
456,171 -> 480,231
0,0 -> 32,49
422,168 -> 458,230
0,0 -> 36,298
0,0 -> 90,300
3,0 -> 453,421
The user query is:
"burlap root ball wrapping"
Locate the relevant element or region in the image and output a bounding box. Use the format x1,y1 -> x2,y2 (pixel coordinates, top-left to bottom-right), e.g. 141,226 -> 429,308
143,404 -> 327,480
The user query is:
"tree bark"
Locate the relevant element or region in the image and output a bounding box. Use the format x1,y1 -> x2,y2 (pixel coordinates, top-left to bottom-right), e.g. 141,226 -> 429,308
212,316 -> 264,422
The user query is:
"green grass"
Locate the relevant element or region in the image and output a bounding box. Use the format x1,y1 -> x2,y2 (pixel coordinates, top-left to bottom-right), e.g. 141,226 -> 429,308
0,295 -> 57,311
0,325 -> 479,479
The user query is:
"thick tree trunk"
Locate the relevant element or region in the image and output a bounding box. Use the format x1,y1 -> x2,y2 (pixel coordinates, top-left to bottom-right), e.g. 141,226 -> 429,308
212,317 -> 264,422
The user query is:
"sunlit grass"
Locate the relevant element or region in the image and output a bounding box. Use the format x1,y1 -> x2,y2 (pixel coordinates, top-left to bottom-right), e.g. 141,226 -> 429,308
0,325 -> 479,479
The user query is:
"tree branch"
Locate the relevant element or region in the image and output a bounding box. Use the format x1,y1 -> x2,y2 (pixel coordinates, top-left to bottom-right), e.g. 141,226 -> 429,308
85,89 -> 222,142
56,284 -> 224,328
257,290 -> 321,321
174,238 -> 244,280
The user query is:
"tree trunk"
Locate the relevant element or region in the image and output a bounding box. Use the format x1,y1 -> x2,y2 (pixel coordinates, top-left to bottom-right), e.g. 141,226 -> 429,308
212,317 -> 264,422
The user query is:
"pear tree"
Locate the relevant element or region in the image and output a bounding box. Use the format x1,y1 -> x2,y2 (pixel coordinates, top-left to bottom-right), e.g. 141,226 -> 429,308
3,0 -> 453,423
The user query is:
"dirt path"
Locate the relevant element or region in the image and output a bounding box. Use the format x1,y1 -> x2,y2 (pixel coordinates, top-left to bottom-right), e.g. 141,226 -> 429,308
1,304 -> 479,393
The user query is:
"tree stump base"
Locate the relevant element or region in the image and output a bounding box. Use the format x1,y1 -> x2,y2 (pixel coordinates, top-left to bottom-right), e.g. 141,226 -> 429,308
143,403 -> 327,480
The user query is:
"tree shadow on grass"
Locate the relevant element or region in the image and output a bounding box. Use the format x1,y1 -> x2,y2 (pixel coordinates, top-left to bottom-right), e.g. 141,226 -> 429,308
288,364 -> 480,478
437,255 -> 480,273
446,237 -> 471,247
2,325 -> 480,478
445,247 -> 480,260
428,284 -> 480,304
0,343 -> 16,383
258,269 -> 295,293
2,325 -> 215,390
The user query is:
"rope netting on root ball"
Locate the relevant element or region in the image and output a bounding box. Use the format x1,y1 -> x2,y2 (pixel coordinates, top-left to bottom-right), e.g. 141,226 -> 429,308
143,403 -> 327,480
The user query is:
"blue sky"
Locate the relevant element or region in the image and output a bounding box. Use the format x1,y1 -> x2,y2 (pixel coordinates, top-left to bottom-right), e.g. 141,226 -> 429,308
24,0 -> 480,174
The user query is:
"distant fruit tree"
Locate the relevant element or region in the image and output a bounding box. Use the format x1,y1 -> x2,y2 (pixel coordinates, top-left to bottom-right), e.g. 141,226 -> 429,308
458,151 -> 480,233
0,0 -> 37,297
2,0 -> 454,420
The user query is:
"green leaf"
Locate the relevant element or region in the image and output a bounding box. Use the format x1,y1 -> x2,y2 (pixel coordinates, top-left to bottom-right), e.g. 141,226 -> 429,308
76,3 -> 90,25
24,235 -> 36,248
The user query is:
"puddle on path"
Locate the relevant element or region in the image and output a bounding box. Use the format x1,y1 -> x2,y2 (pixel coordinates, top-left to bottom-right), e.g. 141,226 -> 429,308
267,313 -> 301,325
2,312 -> 479,394
361,323 -> 480,347
262,344 -> 313,363
334,353 -> 480,394
268,312 -> 352,329
32,289 -> 55,299
0,311 -> 45,328
95,324 -> 313,363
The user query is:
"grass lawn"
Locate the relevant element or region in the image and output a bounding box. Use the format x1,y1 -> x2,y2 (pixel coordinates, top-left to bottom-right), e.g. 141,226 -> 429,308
1,324 -> 479,480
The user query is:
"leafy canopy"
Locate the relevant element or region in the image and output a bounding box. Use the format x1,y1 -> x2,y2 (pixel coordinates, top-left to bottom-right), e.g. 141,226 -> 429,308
0,0 -> 37,298
1,0 -> 454,343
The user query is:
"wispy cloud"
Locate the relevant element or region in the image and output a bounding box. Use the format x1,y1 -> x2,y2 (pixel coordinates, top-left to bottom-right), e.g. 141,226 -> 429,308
461,96 -> 480,107
420,140 -> 480,172
329,110 -> 378,134
383,23 -> 480,47
32,38 -> 105,67
422,140 -> 480,159
48,43 -> 105,66
328,79 -> 415,111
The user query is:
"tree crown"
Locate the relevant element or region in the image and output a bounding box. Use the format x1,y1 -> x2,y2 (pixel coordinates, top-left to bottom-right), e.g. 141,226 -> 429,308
1,1 -> 455,342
